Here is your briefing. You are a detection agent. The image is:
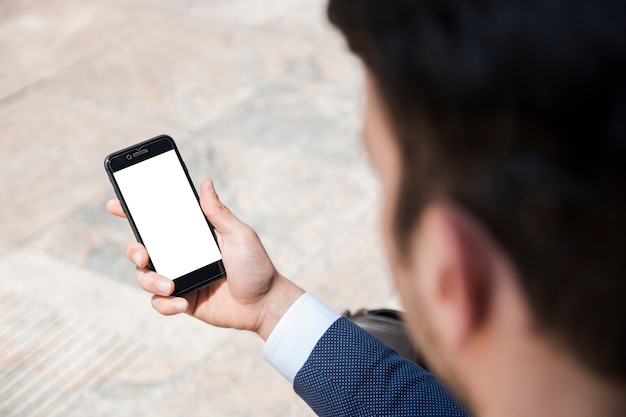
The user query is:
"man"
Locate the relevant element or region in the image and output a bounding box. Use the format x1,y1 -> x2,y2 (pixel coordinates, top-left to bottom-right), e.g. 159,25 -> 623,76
108,0 -> 626,415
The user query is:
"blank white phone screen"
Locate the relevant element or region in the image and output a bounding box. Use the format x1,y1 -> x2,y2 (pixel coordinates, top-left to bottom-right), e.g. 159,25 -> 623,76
113,150 -> 221,279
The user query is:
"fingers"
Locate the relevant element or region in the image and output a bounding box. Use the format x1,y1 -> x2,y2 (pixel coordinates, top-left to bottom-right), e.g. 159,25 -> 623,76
200,179 -> 244,235
118,210 -> 188,316
126,241 -> 149,267
151,295 -> 188,315
131,249 -> 188,315
135,267 -> 174,296
129,243 -> 174,298
106,198 -> 126,218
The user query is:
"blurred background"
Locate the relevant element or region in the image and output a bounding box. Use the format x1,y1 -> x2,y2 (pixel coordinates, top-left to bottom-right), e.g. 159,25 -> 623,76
0,0 -> 399,415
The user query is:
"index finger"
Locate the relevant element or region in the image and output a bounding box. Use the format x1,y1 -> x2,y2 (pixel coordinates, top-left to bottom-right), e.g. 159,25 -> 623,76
106,198 -> 126,218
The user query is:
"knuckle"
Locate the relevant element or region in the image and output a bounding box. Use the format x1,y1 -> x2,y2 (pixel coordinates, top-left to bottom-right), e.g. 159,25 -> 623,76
219,203 -> 231,214
208,202 -> 230,217
240,224 -> 259,240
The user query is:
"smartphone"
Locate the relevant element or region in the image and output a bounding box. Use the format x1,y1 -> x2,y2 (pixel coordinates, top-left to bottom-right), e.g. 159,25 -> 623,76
104,134 -> 225,296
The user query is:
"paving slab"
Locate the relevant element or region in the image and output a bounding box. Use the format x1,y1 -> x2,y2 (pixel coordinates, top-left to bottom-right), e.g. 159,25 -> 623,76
0,248 -> 312,416
0,92 -> 178,245
44,9 -> 348,130
0,0 -> 150,100
0,0 -> 393,415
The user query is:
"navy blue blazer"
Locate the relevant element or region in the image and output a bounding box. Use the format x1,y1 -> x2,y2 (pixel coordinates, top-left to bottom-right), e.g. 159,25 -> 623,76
294,317 -> 471,416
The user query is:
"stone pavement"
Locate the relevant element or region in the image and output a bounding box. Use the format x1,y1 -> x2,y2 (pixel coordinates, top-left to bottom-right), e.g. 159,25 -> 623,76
0,1 -> 400,416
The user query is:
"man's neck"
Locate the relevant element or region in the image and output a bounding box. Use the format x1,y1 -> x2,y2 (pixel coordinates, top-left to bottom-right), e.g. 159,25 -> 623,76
471,336 -> 626,417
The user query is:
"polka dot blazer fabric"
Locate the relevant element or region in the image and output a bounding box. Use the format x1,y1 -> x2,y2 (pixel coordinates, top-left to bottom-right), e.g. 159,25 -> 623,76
294,317 -> 471,416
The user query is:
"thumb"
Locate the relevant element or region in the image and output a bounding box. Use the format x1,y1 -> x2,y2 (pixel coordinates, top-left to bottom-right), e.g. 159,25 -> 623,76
200,178 -> 243,235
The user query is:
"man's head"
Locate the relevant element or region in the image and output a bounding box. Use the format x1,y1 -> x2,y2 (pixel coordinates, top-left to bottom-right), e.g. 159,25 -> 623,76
328,0 -> 626,407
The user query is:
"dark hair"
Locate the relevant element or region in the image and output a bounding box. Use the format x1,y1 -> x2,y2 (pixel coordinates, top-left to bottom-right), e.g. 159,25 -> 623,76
328,0 -> 626,381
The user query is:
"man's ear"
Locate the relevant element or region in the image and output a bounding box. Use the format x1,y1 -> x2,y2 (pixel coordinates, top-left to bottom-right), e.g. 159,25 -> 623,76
412,203 -> 492,349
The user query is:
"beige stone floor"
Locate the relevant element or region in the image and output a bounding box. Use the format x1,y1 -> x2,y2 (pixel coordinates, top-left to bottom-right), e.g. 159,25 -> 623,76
0,1 -> 399,416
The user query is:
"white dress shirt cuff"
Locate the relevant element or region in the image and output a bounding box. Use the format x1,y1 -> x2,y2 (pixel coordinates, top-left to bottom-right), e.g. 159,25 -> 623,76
262,292 -> 341,384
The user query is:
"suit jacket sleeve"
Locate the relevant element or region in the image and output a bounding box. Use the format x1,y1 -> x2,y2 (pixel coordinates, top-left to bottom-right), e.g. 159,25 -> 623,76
293,317 -> 471,417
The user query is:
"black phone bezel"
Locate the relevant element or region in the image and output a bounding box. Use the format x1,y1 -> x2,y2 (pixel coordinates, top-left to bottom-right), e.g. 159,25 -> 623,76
104,134 -> 225,297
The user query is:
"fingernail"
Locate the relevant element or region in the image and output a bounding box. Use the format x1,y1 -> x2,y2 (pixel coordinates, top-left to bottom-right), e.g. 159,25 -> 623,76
175,299 -> 187,313
133,252 -> 143,266
158,280 -> 172,295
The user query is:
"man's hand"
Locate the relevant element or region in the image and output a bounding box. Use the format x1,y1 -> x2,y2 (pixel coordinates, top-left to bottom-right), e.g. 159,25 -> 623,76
106,178 -> 304,340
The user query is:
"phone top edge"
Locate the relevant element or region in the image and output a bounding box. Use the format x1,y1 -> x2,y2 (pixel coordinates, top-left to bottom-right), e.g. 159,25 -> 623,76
104,134 -> 177,173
